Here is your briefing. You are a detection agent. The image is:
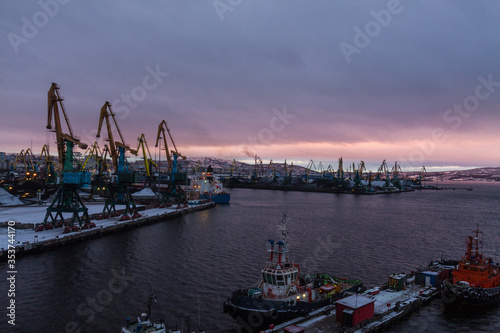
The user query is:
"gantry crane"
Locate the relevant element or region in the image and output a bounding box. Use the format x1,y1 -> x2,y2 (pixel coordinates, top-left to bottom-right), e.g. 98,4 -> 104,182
418,166 -> 427,185
22,148 -> 39,180
253,156 -> 265,179
353,161 -> 366,189
304,159 -> 316,183
377,160 -> 391,186
324,164 -> 335,180
155,120 -> 187,204
81,142 -> 102,172
43,82 -> 90,228
10,149 -> 25,174
81,142 -> 111,193
136,134 -> 157,186
287,161 -> 294,183
267,159 -> 277,180
229,159 -> 238,178
337,157 -> 344,181
391,161 -> 403,188
96,101 -> 139,219
40,144 -> 56,183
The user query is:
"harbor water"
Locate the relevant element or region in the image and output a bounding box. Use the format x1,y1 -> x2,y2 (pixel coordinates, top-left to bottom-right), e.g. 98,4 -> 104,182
2,182 -> 500,332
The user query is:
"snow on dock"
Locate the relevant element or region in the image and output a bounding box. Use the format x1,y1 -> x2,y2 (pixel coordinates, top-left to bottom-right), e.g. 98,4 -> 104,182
0,201 -> 215,261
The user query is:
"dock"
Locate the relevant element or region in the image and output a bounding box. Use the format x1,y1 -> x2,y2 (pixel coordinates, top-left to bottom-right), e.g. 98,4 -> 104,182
259,264 -> 452,333
0,201 -> 215,262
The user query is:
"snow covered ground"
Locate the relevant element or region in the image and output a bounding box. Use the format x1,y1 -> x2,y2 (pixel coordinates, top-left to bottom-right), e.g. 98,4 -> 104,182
0,204 -> 198,249
0,202 -> 110,224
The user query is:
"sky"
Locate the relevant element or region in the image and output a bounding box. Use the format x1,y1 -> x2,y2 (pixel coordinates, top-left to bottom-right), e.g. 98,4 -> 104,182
1,0 -> 500,172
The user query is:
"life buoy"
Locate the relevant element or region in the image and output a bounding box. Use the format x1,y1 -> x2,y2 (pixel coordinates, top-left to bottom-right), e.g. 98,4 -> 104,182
269,308 -> 279,320
248,311 -> 263,326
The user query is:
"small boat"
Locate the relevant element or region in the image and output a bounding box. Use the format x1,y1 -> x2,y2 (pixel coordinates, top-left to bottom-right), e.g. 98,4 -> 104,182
441,225 -> 500,312
223,213 -> 364,331
121,290 -> 180,333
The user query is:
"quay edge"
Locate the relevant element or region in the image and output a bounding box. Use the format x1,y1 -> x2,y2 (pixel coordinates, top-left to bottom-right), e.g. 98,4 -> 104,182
0,202 -> 215,262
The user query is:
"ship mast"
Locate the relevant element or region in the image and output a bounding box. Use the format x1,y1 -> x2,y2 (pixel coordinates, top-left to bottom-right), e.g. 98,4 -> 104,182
266,213 -> 290,269
465,224 -> 483,262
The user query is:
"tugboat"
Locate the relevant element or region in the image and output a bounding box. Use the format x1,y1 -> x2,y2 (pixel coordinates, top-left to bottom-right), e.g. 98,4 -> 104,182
441,225 -> 500,311
223,214 -> 364,331
121,290 -> 207,333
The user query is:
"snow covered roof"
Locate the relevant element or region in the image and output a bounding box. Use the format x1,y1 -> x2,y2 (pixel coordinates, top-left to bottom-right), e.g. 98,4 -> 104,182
132,188 -> 156,198
0,188 -> 23,206
336,294 -> 375,309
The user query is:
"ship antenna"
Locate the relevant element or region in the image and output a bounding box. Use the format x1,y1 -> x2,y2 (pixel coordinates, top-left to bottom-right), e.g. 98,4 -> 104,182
280,212 -> 288,244
147,287 -> 155,320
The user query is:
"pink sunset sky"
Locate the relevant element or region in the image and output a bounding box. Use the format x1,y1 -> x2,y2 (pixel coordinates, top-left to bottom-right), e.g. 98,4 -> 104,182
1,1 -> 499,171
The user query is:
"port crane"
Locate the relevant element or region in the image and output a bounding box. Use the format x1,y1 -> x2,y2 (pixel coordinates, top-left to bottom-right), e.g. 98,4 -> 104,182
43,82 -> 90,228
40,144 -> 56,183
304,159 -> 316,183
391,161 -> 403,188
418,166 -> 427,185
81,142 -> 103,172
283,159 -> 293,184
337,157 -> 344,181
252,156 -> 265,180
155,120 -> 187,204
22,148 -> 39,181
267,159 -> 277,180
229,159 -> 238,178
378,160 -> 391,186
353,161 -> 366,188
192,160 -> 203,174
96,101 -> 139,219
323,164 -> 335,180
136,134 -> 157,186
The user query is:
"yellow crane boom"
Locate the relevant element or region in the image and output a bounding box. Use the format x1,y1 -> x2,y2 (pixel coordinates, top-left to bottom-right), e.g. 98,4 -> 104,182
47,82 -> 87,172
155,120 -> 185,173
96,101 -> 137,171
136,134 -> 157,177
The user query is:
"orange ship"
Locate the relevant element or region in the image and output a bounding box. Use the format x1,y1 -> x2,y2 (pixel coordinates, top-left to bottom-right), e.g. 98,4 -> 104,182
442,225 -> 500,311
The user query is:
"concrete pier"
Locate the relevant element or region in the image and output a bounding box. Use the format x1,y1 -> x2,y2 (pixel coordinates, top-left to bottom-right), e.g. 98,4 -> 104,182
0,202 -> 215,262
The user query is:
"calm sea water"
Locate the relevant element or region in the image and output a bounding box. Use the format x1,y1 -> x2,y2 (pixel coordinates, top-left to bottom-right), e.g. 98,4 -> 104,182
2,182 -> 500,333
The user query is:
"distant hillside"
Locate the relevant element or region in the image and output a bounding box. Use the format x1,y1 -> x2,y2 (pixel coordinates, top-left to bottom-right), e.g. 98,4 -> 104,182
434,167 -> 500,182
179,158 -> 500,181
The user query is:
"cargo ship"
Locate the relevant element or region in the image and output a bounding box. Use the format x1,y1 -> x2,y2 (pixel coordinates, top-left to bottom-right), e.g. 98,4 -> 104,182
441,225 -> 500,312
223,213 -> 363,331
189,165 -> 230,204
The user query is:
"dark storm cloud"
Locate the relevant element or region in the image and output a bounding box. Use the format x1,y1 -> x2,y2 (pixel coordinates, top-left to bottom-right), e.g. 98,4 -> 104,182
1,0 -> 499,167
